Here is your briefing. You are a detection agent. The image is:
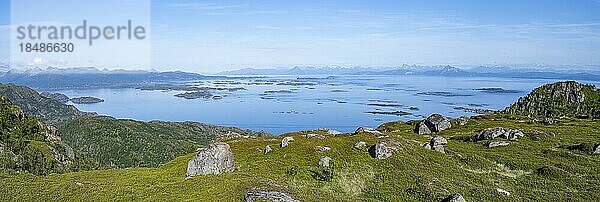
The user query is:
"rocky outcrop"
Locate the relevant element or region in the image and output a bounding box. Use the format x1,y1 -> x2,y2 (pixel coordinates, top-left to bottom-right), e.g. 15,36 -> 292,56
471,127 -> 524,142
281,137 -> 294,148
488,141 -> 510,148
422,136 -> 448,153
186,142 -> 235,178
442,193 -> 466,202
414,114 -> 452,135
504,81 -> 600,119
369,141 -> 403,159
354,127 -> 383,135
244,189 -> 299,202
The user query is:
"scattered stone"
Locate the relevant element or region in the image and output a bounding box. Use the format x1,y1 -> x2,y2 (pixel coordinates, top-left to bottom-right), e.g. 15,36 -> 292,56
280,137 -> 294,148
315,146 -> 331,152
441,193 -> 466,202
355,127 -> 383,135
422,143 -> 432,150
496,188 -> 511,197
369,141 -> 402,159
432,145 -> 445,153
264,145 -> 272,154
186,142 -> 235,178
244,189 -> 299,202
457,116 -> 469,126
73,181 -> 85,186
305,133 -> 324,139
414,114 -> 452,135
471,127 -> 524,142
327,129 -> 343,136
422,136 -> 448,153
488,141 -> 510,148
430,136 -> 448,146
318,156 -> 332,167
353,141 -> 367,150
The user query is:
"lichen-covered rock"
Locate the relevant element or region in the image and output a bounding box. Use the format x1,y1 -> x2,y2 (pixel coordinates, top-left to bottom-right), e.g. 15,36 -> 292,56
186,142 -> 235,178
369,141 -> 402,159
441,193 -> 466,202
414,114 -> 452,134
415,121 -> 432,135
281,137 -> 294,148
244,189 -> 299,202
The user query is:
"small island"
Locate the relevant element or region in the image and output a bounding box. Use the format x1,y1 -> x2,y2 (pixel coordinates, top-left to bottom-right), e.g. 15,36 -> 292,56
174,91 -> 213,99
70,96 -> 104,104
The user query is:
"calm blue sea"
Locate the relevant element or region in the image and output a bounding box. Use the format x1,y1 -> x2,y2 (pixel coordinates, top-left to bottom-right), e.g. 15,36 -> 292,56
57,75 -> 600,135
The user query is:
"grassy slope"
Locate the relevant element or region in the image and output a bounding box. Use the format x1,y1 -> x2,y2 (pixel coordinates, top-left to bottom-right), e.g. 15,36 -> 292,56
58,116 -> 265,169
1,114 -> 599,201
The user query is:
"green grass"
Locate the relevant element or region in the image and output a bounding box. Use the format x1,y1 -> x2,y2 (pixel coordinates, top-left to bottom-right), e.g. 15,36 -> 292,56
1,114 -> 599,201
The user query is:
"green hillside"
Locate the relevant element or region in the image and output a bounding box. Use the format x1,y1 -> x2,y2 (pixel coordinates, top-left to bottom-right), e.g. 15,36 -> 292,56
1,114 -> 599,201
0,96 -> 76,175
58,116 -> 269,169
0,83 -> 94,126
505,81 -> 600,119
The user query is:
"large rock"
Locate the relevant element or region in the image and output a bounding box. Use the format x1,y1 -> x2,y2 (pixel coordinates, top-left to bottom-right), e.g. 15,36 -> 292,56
186,142 -> 235,178
369,141 -> 402,159
441,193 -> 466,202
414,114 -> 452,134
415,121 -> 432,135
280,137 -> 294,148
244,189 -> 299,202
353,141 -> 367,150
594,144 -> 600,154
471,127 -> 524,142
264,145 -> 272,154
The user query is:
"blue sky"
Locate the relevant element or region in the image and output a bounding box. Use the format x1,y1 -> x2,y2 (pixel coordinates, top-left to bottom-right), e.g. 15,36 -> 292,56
1,0 -> 600,73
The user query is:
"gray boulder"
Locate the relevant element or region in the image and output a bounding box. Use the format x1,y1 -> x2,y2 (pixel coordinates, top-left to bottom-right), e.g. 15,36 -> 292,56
326,129 -> 343,136
264,145 -> 272,154
415,121 -> 432,135
426,114 -> 452,132
594,143 -> 600,154
369,141 -> 402,159
186,142 -> 235,178
488,141 -> 510,148
423,136 -> 448,153
305,133 -> 324,139
315,146 -> 331,152
244,189 -> 299,202
414,114 -> 452,134
441,193 -> 466,202
281,137 -> 294,148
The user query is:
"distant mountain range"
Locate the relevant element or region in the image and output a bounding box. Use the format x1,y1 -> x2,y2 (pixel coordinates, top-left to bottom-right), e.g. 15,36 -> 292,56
0,67 -> 224,90
220,65 -> 600,81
